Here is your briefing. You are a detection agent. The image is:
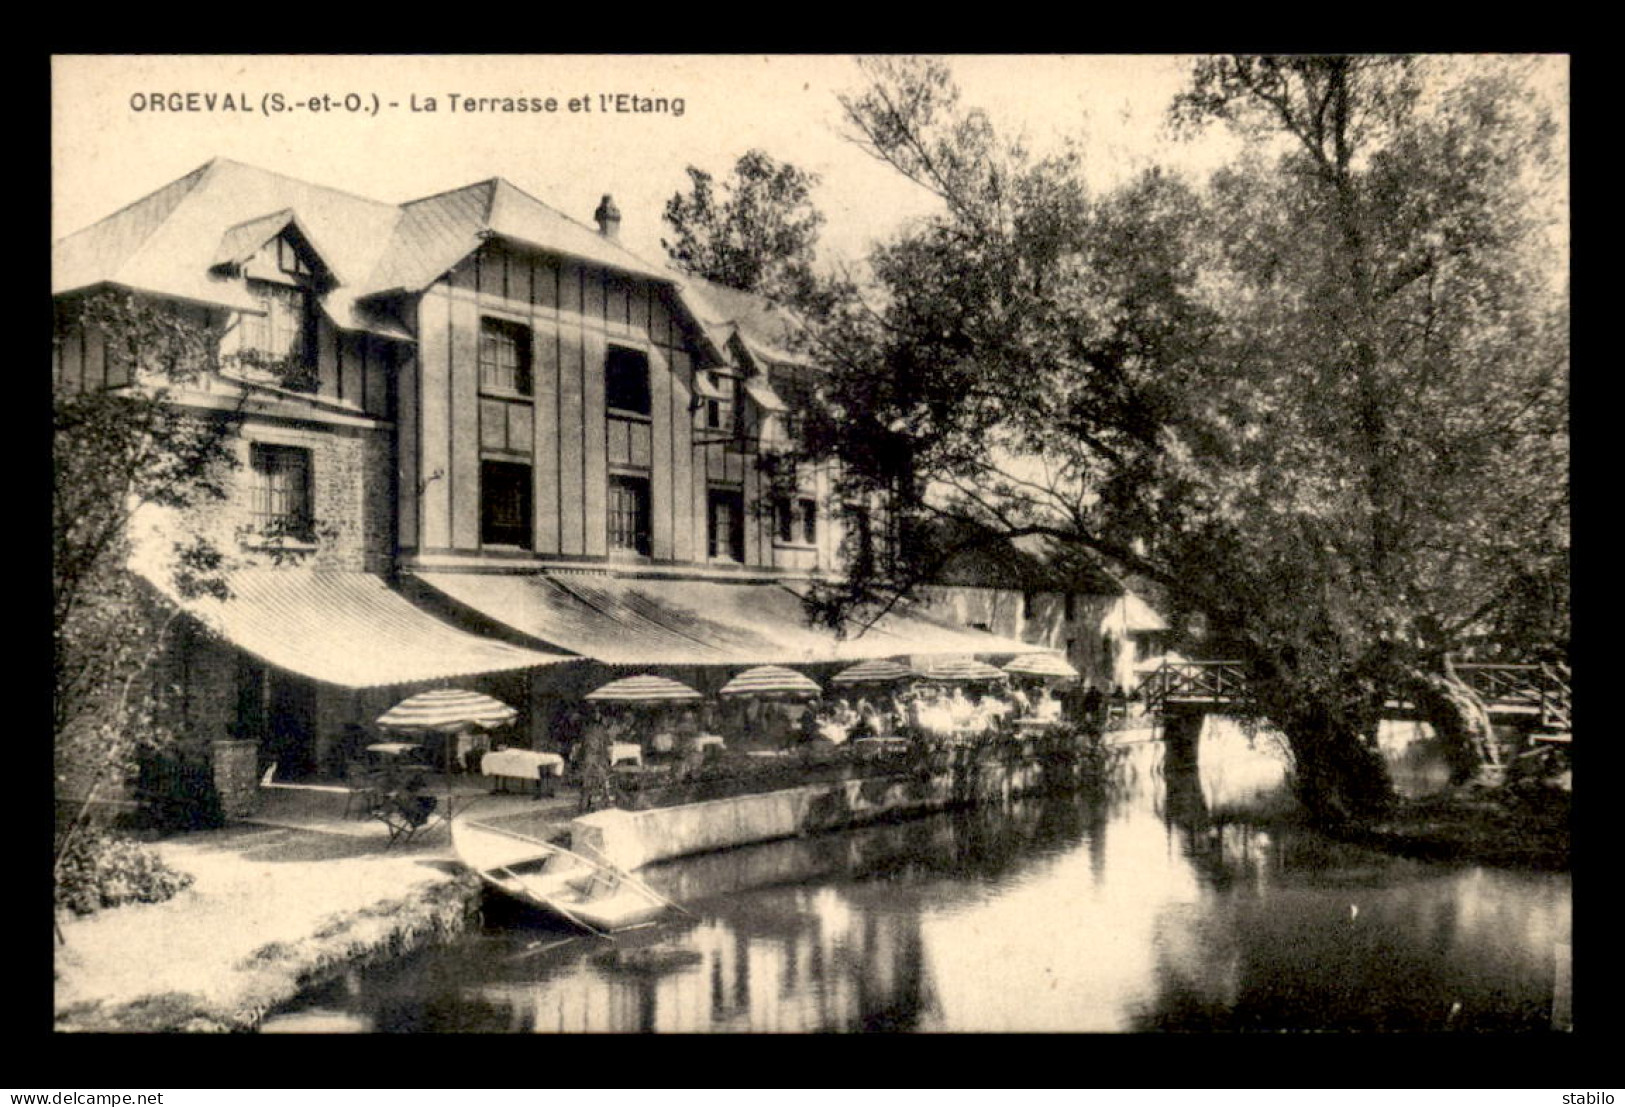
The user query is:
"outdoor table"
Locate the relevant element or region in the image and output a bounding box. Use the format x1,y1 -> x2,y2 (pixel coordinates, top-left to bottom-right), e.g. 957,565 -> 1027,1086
694,734 -> 726,752
853,736 -> 911,757
610,742 -> 643,767
481,749 -> 565,794
366,742 -> 424,758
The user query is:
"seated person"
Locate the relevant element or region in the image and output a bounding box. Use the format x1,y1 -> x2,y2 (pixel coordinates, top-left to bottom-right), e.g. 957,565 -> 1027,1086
797,706 -> 825,745
1032,688 -> 1062,721
849,710 -> 877,742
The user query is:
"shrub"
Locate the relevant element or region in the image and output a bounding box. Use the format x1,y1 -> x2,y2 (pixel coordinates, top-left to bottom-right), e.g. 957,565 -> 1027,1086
55,829 -> 195,916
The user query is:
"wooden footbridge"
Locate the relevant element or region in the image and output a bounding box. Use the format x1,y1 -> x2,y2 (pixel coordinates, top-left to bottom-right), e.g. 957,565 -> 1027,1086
1136,660 -> 1572,736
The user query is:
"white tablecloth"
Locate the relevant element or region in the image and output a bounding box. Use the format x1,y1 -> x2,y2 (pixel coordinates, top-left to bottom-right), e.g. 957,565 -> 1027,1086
367,742 -> 423,758
853,736 -> 911,755
695,734 -> 726,751
610,742 -> 643,767
481,749 -> 565,780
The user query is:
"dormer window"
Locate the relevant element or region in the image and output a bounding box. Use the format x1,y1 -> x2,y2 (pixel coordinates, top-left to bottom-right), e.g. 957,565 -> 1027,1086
274,235 -> 311,277
242,280 -> 314,366
232,229 -> 320,390
705,374 -> 739,435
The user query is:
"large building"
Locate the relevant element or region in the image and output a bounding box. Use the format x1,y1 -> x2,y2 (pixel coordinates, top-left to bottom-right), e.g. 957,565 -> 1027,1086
53,159 -> 1042,794
915,524 -> 1169,695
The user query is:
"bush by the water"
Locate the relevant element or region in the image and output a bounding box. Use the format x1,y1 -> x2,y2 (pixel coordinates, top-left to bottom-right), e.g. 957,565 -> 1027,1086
55,829 -> 194,916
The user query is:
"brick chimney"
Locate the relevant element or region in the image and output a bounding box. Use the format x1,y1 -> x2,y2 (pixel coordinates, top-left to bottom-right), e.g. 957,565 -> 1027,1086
593,194 -> 622,241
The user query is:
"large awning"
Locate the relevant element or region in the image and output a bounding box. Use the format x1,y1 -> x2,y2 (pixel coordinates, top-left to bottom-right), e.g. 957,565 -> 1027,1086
414,571 -> 1046,667
147,568 -> 572,688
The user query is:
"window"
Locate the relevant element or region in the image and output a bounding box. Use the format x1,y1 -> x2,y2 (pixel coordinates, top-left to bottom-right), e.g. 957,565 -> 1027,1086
249,444 -> 313,539
275,235 -> 311,277
479,318 -> 532,395
609,475 -> 652,555
844,504 -> 874,567
241,281 -> 312,366
1065,592 -> 1076,621
708,489 -> 745,561
606,346 -> 650,415
1023,592 -> 1037,620
481,460 -> 532,547
778,497 -> 816,545
705,374 -> 739,436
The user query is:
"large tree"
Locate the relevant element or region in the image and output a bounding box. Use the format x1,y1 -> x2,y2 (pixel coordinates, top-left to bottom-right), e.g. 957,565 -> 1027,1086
793,55 -> 1567,822
662,149 -> 826,297
54,290 -> 240,850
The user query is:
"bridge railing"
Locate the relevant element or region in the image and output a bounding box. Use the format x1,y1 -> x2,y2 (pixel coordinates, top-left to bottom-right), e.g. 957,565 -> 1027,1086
1454,664 -> 1546,710
1539,663 -> 1571,731
1137,660 -> 1251,713
1138,659 -> 1571,733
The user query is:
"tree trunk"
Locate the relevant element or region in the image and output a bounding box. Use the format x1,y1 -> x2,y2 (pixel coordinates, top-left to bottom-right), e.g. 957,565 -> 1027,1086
1404,664 -> 1499,787
1275,703 -> 1396,825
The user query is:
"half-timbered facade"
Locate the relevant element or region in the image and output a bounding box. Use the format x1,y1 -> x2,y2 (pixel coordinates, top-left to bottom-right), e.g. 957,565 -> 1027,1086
54,159 -> 1033,793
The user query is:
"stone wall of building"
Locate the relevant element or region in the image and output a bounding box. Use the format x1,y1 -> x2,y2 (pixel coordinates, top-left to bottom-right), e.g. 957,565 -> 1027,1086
141,413 -> 395,577
211,739 -> 260,818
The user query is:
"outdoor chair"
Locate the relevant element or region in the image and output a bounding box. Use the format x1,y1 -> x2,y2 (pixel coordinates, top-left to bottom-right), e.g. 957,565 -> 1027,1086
343,761 -> 385,820
373,791 -> 439,848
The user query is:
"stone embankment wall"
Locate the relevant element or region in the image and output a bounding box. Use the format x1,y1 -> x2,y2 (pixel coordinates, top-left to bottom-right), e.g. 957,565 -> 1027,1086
571,755 -> 1053,871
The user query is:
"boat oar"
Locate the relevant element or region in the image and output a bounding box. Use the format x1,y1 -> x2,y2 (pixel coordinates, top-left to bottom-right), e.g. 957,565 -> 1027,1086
613,867 -> 693,919
505,936 -> 578,963
496,866 -> 612,941
573,841 -> 694,918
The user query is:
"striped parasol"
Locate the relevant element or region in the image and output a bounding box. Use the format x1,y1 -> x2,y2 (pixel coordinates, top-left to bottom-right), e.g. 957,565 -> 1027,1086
1003,653 -> 1081,680
586,674 -> 704,703
918,658 -> 1008,683
830,658 -> 917,686
376,688 -> 518,731
719,665 -> 822,698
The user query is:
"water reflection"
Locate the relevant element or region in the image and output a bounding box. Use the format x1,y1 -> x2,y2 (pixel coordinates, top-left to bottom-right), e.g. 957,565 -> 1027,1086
262,718 -> 1569,1033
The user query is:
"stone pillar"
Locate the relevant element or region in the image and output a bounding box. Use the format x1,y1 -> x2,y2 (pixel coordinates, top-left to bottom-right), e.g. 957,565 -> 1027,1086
1161,711 -> 1208,829
211,739 -> 260,819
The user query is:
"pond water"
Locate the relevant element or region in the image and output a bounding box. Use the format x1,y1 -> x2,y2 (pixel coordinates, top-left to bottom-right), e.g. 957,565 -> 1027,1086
261,718 -> 1570,1033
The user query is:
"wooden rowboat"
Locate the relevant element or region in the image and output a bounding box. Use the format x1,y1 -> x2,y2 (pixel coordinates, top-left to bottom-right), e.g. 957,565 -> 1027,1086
452,818 -> 671,935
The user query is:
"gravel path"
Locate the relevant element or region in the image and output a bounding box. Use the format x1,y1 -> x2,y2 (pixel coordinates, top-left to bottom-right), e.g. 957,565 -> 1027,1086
54,824 -> 468,1029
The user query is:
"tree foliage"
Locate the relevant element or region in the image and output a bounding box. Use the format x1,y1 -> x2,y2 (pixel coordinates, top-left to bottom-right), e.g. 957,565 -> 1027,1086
796,55 -> 1568,819
662,149 -> 826,297
53,290 -> 241,834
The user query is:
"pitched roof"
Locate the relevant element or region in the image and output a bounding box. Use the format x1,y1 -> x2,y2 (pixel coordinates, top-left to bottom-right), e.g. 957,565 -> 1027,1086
928,520 -> 1124,594
53,161 -> 216,300
210,208 -> 334,273
363,178 -> 675,294
54,159 -> 407,328
55,161 -> 690,341
677,273 -> 814,369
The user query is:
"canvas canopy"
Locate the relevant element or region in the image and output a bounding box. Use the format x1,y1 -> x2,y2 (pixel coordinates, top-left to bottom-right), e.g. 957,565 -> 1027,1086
415,572 -> 1044,668
143,567 -> 570,688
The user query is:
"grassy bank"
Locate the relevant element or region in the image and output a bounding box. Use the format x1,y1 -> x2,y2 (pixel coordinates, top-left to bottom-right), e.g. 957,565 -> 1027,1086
1332,786 -> 1571,870
54,824 -> 482,1033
